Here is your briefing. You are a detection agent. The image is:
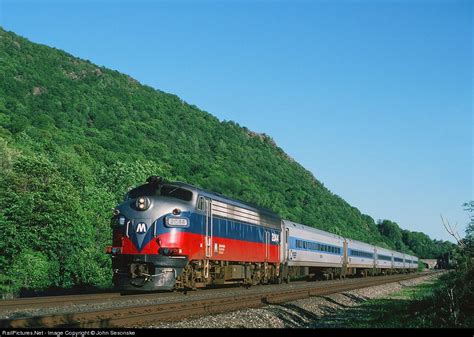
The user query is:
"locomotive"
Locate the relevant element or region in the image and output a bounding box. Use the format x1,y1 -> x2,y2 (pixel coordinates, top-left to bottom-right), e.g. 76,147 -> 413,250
106,176 -> 418,291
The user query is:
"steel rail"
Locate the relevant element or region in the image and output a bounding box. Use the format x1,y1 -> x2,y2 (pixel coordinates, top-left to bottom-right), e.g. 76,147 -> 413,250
0,272 -> 433,328
0,293 -> 123,312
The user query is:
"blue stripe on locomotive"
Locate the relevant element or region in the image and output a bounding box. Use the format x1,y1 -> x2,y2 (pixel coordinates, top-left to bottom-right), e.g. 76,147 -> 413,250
125,211 -> 281,251
288,236 -> 342,256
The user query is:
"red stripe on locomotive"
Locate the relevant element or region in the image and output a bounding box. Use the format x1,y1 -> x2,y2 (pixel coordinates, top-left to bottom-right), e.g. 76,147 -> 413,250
119,231 -> 280,264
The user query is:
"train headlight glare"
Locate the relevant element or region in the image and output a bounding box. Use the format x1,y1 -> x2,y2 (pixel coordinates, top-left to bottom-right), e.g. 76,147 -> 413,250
118,215 -> 125,225
166,217 -> 189,227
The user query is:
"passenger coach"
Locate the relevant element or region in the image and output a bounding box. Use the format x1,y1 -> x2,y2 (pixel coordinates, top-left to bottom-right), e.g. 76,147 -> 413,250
282,220 -> 345,281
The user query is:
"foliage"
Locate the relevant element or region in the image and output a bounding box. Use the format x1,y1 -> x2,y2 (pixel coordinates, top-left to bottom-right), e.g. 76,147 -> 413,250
0,27 -> 455,295
421,200 -> 474,327
463,201 -> 474,253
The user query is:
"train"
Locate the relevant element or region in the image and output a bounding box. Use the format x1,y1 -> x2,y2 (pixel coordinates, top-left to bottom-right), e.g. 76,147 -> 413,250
106,176 -> 419,291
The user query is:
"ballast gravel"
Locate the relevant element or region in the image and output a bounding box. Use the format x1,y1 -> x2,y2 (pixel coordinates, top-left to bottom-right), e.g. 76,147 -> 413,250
0,278 -> 360,320
147,272 -> 442,328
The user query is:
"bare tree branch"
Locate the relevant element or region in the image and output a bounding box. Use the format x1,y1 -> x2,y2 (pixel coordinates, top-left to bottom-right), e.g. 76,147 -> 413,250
441,214 -> 465,248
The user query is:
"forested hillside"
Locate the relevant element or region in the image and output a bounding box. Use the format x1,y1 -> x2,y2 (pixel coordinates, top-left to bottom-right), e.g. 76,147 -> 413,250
0,27 -> 454,294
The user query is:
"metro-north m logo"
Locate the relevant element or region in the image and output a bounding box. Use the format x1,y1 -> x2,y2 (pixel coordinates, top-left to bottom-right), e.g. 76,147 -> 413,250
136,222 -> 147,233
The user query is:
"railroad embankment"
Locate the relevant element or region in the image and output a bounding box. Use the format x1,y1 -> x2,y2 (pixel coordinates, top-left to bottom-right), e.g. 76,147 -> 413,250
150,272 -> 445,328
0,273 -> 430,328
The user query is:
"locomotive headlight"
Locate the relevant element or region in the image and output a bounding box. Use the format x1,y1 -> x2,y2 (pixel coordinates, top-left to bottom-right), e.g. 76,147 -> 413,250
135,196 -> 150,211
118,215 -> 125,226
165,217 -> 189,228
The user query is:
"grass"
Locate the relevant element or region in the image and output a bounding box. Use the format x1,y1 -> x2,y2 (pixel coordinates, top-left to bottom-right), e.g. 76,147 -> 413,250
310,274 -> 473,328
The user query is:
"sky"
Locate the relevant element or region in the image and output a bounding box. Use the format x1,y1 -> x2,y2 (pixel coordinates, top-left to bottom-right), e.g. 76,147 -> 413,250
0,0 -> 472,243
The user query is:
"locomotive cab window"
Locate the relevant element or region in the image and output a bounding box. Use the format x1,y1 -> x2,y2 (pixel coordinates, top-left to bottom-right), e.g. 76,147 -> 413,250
126,184 -> 193,202
127,183 -> 158,199
160,185 -> 193,201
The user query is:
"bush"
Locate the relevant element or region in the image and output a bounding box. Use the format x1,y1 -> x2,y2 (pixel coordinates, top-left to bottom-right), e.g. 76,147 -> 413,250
8,249 -> 58,294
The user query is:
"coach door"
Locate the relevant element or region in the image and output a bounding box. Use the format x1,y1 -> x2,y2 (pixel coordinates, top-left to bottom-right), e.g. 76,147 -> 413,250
204,198 -> 213,258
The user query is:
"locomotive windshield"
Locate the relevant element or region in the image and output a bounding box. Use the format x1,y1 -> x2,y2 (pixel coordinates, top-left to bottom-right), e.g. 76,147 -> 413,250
160,185 -> 193,201
127,184 -> 193,202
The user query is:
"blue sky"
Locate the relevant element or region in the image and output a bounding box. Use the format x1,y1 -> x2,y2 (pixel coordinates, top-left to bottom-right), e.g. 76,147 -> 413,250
1,0 -> 472,242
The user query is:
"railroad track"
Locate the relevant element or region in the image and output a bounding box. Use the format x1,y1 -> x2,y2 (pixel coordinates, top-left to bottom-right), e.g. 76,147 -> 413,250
0,272 -> 434,328
0,288 -> 196,312
0,293 -> 122,312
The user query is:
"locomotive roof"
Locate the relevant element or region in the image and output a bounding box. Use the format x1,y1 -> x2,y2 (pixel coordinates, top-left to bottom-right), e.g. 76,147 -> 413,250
160,180 -> 281,220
